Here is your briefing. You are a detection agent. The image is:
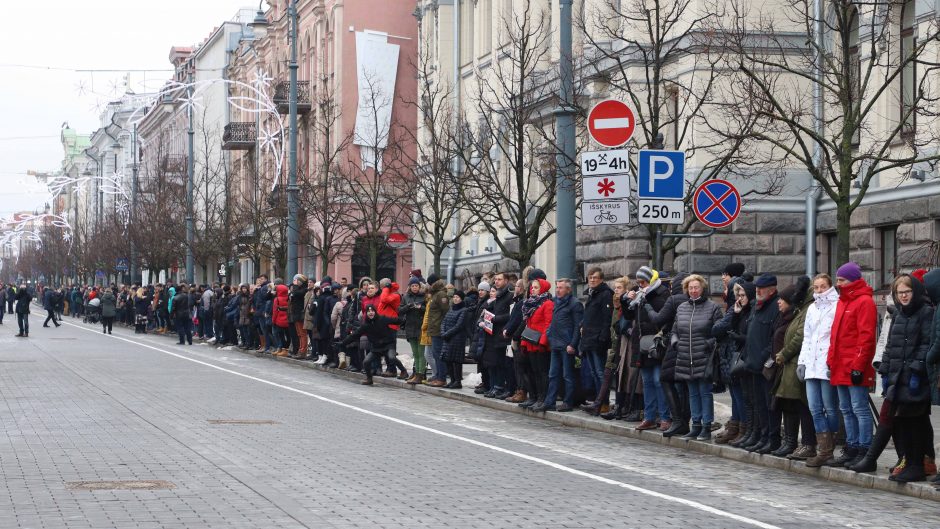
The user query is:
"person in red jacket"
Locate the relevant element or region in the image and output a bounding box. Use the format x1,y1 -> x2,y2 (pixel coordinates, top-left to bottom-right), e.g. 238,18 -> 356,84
826,262 -> 877,467
272,283 -> 291,357
378,278 -> 402,331
519,278 -> 554,409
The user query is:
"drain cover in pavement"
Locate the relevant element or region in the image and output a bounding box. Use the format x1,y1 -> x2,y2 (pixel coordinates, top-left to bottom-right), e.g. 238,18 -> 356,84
67,480 -> 176,491
207,419 -> 280,425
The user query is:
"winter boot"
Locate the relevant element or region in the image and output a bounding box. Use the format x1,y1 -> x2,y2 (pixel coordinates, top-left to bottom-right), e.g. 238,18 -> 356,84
757,435 -> 781,455
825,445 -> 858,467
850,425 -> 893,473
729,422 -> 752,447
806,432 -> 834,468
714,420 -> 740,445
696,423 -> 713,441
772,413 -> 799,457
601,400 -> 626,421
682,422 -> 703,440
890,464 -> 926,483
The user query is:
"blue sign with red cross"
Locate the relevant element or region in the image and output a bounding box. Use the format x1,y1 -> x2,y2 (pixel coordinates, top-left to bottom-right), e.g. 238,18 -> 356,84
693,180 -> 741,228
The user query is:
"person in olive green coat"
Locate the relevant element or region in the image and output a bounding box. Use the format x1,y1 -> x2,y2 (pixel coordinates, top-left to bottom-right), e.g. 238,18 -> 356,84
770,276 -> 813,458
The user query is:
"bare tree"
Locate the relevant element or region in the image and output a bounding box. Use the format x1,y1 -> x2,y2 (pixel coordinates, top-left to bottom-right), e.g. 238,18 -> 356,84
133,133 -> 187,281
725,0 -> 940,263
403,33 -> 472,276
298,83 -> 358,277
452,0 -> 563,270
578,0 -> 784,263
339,72 -> 416,280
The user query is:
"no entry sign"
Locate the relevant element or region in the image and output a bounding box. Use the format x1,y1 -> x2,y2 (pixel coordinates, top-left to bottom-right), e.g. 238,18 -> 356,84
588,99 -> 636,148
693,180 -> 741,228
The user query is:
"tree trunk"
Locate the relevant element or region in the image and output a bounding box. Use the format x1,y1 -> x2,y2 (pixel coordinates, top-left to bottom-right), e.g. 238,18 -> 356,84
432,248 -> 443,277
836,198 -> 852,266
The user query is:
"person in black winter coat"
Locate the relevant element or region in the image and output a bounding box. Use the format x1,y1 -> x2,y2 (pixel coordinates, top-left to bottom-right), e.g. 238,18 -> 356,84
482,274 -> 514,399
315,285 -> 339,366
624,266 -> 671,424
288,275 -> 309,356
43,287 -> 60,328
14,285 -> 32,337
713,280 -> 755,445
171,284 -> 193,345
644,272 -> 690,436
740,274 -> 780,452
502,279 -> 528,402
850,274 -> 935,481
342,305 -> 406,385
440,291 -> 468,388
579,268 -> 615,405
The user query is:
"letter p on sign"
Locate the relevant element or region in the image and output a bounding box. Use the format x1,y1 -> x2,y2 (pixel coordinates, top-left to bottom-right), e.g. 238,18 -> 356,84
638,150 -> 685,200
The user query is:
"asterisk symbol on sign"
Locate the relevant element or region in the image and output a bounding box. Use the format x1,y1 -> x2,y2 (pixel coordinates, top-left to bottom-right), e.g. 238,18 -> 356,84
597,178 -> 615,197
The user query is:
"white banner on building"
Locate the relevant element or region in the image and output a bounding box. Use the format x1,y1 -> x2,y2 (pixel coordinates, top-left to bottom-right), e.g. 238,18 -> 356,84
354,31 -> 400,170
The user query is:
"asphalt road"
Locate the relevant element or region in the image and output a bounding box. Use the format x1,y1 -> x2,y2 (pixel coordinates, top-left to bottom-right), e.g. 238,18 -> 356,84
0,309 -> 936,529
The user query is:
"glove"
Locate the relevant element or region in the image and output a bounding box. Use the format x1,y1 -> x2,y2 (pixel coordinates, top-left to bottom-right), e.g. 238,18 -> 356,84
726,330 -> 742,341
850,370 -> 863,386
796,365 -> 806,382
910,373 -> 921,392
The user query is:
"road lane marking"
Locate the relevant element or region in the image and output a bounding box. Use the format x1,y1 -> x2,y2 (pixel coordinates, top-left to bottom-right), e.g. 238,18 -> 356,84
61,321 -> 781,529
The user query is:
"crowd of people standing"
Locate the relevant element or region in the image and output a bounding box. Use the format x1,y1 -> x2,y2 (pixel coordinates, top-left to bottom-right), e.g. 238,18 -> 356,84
20,258 -> 940,484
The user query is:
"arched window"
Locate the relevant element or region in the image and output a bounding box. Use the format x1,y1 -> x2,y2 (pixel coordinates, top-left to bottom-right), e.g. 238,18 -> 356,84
900,0 -> 916,136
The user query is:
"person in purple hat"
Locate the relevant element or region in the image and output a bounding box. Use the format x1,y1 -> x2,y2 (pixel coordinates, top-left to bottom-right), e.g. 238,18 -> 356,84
825,261 -> 877,468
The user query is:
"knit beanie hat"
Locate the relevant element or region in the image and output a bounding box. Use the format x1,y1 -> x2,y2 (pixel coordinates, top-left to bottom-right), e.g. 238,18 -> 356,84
724,262 -> 746,278
527,268 -> 547,281
453,290 -> 466,301
778,284 -> 798,305
636,266 -> 655,283
293,274 -> 308,284
408,276 -> 422,286
427,273 -> 440,285
836,262 -> 862,282
478,281 -> 491,291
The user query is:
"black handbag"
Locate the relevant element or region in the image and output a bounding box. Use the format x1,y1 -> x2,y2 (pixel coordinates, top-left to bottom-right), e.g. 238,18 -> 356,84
762,357 -> 779,382
640,334 -> 665,361
521,326 -> 542,345
730,350 -> 748,378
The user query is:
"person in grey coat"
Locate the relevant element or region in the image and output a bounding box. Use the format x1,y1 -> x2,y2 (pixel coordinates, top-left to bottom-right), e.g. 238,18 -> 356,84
99,288 -> 117,334
671,274 -> 723,441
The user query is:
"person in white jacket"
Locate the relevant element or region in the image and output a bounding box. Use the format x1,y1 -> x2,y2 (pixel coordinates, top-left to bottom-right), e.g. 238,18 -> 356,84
799,274 -> 840,467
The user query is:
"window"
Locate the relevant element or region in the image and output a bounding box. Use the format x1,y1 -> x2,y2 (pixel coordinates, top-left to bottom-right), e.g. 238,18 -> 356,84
499,0 -> 512,47
461,0 -> 474,65
881,225 -> 898,287
480,0 -> 493,57
900,0 -> 916,136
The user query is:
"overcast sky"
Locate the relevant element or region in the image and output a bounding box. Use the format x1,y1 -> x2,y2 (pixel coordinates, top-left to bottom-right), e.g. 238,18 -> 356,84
0,0 -> 255,218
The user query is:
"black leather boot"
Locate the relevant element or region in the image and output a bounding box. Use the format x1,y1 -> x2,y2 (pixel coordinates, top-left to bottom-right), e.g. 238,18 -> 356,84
851,425 -> 893,473
772,413 -> 799,457
682,422 -> 702,439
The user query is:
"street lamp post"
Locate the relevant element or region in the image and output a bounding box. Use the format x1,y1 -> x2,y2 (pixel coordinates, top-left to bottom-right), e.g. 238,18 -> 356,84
286,0 -> 299,279
130,123 -> 138,285
555,0 -> 577,287
186,66 -> 195,284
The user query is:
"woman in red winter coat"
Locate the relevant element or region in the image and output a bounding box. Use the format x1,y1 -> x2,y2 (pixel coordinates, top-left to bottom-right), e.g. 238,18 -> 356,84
272,284 -> 291,357
519,278 -> 554,409
826,262 -> 877,467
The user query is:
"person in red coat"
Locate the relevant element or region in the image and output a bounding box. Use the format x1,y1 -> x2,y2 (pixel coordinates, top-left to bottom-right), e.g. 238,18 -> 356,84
826,262 -> 877,467
272,284 -> 291,357
519,278 -> 554,408
378,278 -> 402,331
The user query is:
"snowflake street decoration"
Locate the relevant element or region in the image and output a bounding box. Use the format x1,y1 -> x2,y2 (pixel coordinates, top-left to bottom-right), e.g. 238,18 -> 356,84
252,68 -> 274,90
258,127 -> 281,154
74,79 -> 88,97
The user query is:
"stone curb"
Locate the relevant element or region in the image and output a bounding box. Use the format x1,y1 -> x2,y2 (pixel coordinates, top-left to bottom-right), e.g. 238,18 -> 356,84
228,346 -> 940,502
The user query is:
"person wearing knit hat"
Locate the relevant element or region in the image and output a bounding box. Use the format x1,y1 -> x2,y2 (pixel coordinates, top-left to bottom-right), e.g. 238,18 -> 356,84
293,274 -> 308,285
408,276 -> 422,286
635,265 -> 656,284
829,261 -> 877,467
835,262 -> 862,283
477,281 -> 491,293
770,275 -> 812,458
722,263 -> 747,308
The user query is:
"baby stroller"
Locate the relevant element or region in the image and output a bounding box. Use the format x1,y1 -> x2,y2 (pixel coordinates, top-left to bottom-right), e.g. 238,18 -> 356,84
84,297 -> 101,325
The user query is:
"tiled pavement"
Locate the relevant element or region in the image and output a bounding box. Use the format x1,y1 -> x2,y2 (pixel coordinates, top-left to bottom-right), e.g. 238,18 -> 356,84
0,310 -> 937,528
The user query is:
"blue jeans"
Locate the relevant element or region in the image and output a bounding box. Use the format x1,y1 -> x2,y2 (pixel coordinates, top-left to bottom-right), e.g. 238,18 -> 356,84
836,384 -> 873,448
688,378 -> 714,424
729,381 -> 745,422
584,350 -> 605,396
431,336 -> 447,381
806,378 -> 839,433
544,349 -> 576,407
641,365 -> 670,422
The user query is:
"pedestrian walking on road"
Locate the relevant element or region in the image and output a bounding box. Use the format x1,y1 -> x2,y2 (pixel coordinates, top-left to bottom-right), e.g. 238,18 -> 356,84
171,283 -> 193,345
43,286 -> 60,328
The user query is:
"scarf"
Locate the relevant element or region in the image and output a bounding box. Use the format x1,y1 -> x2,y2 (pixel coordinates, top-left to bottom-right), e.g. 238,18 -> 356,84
522,292 -> 551,320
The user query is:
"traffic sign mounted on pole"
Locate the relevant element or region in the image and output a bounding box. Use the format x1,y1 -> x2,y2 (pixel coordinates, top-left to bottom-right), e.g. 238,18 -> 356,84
580,149 -> 631,177
583,174 -> 631,201
637,199 -> 685,225
581,200 -> 630,226
638,150 -> 685,199
693,180 -> 741,228
587,99 -> 636,148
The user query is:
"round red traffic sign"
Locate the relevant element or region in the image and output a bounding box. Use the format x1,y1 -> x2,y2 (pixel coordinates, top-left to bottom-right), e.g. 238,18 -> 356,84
692,180 -> 741,229
588,99 -> 636,148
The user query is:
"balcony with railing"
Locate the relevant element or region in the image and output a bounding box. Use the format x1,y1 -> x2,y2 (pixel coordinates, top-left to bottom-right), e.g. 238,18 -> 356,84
273,80 -> 311,115
222,122 -> 257,150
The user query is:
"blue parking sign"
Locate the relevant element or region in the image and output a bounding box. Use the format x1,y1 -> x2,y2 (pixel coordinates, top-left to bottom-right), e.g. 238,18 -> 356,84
638,150 -> 685,200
